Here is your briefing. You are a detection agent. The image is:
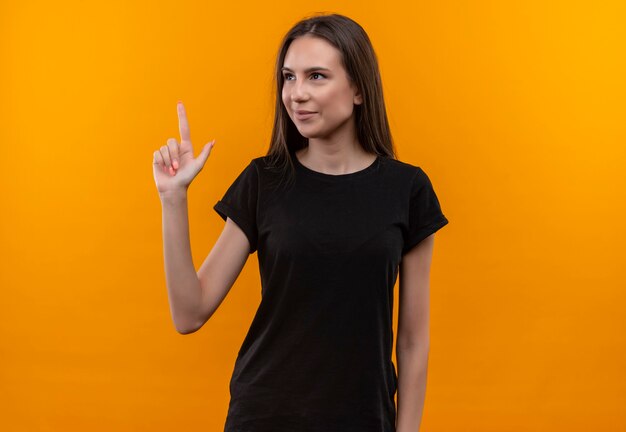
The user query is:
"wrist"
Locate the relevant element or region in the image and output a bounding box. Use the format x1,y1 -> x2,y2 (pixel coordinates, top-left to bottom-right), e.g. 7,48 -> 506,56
159,188 -> 188,205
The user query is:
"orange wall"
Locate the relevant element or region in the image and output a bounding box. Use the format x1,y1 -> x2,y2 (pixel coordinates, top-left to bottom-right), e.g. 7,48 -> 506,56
1,1 -> 624,431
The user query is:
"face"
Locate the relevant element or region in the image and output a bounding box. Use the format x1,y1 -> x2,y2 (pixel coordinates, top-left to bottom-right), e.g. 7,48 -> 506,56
281,35 -> 363,141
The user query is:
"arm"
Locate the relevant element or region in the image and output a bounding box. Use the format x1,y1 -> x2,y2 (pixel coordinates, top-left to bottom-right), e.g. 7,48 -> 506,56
161,189 -> 202,334
156,101 -> 252,334
160,189 -> 250,334
396,233 -> 435,432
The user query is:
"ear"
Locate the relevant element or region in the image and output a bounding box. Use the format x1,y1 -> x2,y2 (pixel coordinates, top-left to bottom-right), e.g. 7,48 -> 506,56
350,79 -> 363,105
352,83 -> 363,105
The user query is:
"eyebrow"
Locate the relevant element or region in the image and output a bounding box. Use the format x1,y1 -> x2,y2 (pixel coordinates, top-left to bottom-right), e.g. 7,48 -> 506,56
281,66 -> 331,73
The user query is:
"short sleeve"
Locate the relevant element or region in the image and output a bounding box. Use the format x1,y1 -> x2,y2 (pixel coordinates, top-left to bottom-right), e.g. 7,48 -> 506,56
402,167 -> 449,255
213,160 -> 259,254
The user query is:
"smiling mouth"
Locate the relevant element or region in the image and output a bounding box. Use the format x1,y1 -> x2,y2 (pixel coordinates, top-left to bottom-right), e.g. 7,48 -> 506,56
295,112 -> 317,119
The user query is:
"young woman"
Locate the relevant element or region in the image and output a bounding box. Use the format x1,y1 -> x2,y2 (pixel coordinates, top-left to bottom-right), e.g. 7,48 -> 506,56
153,13 -> 449,432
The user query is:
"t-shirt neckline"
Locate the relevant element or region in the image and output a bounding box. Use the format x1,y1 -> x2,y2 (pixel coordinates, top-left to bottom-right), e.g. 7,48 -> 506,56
292,151 -> 381,180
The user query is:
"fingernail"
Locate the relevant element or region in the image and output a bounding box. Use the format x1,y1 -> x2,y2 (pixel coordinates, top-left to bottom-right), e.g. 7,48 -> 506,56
173,160 -> 179,169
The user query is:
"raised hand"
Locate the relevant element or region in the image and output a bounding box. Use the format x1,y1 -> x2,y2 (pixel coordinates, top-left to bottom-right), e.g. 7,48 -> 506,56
153,101 -> 216,195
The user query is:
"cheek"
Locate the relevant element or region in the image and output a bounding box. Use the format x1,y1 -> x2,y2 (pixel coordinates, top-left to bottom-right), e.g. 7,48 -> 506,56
323,89 -> 354,117
281,87 -> 288,108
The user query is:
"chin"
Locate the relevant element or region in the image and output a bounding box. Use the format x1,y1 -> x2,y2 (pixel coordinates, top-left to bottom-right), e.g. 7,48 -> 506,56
297,130 -> 322,139
293,125 -> 313,137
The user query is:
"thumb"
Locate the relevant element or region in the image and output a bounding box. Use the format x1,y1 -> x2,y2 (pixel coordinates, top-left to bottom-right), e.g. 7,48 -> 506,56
196,139 -> 215,168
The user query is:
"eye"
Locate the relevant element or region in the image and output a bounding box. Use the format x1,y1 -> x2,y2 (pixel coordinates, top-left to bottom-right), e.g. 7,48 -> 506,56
282,72 -> 326,81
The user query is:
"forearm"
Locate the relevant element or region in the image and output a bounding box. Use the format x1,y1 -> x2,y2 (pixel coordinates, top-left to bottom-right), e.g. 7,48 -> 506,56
395,343 -> 429,432
160,189 -> 202,333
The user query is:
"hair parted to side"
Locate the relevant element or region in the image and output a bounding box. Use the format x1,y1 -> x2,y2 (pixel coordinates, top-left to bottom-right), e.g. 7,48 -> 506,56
263,12 -> 397,190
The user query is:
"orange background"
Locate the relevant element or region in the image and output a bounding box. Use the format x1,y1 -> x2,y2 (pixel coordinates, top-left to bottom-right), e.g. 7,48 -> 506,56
1,0 -> 625,431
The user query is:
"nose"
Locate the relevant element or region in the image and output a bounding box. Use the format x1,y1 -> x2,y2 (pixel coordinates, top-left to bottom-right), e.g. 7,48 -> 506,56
290,79 -> 309,103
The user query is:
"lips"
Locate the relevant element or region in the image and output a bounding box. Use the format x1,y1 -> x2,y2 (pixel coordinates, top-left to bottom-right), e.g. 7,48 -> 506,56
295,110 -> 317,120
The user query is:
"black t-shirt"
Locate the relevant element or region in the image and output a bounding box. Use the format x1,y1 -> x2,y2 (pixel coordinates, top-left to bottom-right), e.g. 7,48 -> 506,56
213,152 -> 449,432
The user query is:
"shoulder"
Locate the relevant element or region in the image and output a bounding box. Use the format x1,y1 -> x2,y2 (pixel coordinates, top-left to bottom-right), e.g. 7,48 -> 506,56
250,156 -> 265,166
236,156 -> 270,177
249,155 -> 280,178
379,156 -> 424,182
250,155 -> 277,170
379,157 -> 443,200
247,155 -> 290,193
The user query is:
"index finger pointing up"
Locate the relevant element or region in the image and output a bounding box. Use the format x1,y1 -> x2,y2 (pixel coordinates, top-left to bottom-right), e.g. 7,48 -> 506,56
177,101 -> 191,143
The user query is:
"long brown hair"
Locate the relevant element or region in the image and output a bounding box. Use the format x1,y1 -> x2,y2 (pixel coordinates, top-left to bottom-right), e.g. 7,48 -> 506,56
263,12 -> 397,189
